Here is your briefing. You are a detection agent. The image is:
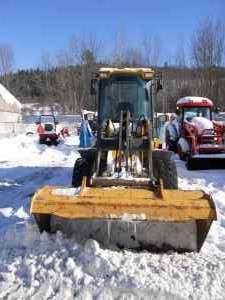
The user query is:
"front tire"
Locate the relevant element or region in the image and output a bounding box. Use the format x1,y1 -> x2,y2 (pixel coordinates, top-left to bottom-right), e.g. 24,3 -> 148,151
153,157 -> 178,189
34,213 -> 51,233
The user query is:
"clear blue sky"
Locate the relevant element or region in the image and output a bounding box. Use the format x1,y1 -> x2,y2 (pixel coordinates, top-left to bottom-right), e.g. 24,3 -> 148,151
0,0 -> 224,70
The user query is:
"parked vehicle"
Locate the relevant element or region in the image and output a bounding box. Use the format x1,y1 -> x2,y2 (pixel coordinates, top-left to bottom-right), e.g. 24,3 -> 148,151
36,114 -> 60,146
174,96 -> 225,169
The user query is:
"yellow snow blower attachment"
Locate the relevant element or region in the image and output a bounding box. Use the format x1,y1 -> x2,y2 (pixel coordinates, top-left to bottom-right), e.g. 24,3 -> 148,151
30,68 -> 217,252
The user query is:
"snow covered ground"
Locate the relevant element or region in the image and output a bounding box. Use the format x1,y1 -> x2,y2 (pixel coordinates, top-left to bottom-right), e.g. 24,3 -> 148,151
0,134 -> 225,299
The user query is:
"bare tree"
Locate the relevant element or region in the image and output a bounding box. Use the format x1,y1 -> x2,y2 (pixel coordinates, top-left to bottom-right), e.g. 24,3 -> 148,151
0,45 -> 14,86
67,33 -> 102,65
40,52 -> 55,104
142,34 -> 162,66
80,33 -> 102,64
54,33 -> 102,113
192,18 -> 225,68
124,47 -> 143,67
112,28 -> 128,66
174,34 -> 187,67
190,18 -> 225,100
68,35 -> 80,65
41,52 -> 54,71
78,34 -> 102,110
55,49 -> 71,67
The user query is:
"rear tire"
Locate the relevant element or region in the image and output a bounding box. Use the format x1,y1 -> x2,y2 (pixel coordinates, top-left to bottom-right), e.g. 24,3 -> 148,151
153,157 -> 178,189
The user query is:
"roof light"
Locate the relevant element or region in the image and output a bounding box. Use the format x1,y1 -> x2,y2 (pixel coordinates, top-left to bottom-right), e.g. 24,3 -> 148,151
143,72 -> 153,79
99,72 -> 109,79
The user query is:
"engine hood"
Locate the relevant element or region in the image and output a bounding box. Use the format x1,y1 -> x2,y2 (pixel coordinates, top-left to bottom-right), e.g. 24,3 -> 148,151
191,117 -> 213,134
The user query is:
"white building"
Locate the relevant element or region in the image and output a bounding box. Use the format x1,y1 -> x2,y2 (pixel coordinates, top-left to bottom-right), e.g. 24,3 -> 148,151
0,83 -> 22,123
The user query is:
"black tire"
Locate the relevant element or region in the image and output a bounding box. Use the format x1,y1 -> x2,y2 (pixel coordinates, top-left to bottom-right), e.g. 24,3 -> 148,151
34,213 -> 51,233
153,157 -> 178,189
53,140 -> 59,146
186,155 -> 195,170
26,132 -> 34,136
72,157 -> 94,187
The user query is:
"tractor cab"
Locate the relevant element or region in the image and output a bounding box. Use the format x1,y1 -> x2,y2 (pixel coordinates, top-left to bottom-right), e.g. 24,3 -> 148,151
98,73 -> 151,122
91,68 -> 161,121
176,97 -> 213,124
91,67 -> 162,177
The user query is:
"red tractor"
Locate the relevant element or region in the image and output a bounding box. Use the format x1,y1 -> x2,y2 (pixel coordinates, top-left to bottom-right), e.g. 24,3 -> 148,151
36,114 -> 60,146
175,97 -> 225,169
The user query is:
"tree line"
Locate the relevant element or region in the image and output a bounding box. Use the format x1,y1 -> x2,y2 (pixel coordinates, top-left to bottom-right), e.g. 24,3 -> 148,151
0,17 -> 225,113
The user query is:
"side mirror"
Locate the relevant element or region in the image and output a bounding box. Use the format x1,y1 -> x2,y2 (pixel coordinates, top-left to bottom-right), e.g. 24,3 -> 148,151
90,79 -> 97,95
155,73 -> 163,93
55,121 -> 59,125
157,80 -> 163,92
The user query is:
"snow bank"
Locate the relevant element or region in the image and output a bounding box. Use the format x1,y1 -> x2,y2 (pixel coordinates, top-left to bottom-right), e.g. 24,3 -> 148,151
0,83 -> 22,138
0,134 -> 79,167
0,83 -> 21,114
0,227 -> 224,299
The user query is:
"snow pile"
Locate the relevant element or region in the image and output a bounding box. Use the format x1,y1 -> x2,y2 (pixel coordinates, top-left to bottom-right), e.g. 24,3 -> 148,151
0,134 -> 79,239
0,134 -> 79,167
191,117 -> 213,134
176,157 -> 225,255
0,229 -> 225,299
0,83 -> 21,114
0,135 -> 225,299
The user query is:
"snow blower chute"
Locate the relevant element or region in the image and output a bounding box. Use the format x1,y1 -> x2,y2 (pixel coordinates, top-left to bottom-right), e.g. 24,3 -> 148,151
30,68 -> 216,252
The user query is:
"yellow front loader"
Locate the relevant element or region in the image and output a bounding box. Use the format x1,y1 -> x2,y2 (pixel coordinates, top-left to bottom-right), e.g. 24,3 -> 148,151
30,68 -> 216,252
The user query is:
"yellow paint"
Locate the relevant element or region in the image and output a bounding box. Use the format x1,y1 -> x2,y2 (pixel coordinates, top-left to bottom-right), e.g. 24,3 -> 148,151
30,183 -> 216,222
98,68 -> 155,80
152,138 -> 161,149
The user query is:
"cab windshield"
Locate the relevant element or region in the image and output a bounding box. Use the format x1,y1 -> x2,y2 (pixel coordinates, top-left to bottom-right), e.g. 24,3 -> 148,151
99,75 -> 151,122
183,107 -> 211,122
40,116 -> 56,123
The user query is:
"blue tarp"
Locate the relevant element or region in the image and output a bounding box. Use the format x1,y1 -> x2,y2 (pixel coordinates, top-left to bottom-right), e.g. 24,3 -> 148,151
79,120 -> 95,148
